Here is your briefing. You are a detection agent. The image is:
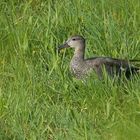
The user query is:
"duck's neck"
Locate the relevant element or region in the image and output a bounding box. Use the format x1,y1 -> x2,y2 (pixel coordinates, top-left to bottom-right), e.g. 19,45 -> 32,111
72,47 -> 85,61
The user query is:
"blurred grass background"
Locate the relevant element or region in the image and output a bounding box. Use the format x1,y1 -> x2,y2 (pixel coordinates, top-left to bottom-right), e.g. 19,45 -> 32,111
0,0 -> 140,139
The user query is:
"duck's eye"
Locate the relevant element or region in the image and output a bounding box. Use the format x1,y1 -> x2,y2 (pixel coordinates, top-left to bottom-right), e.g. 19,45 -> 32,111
72,38 -> 76,41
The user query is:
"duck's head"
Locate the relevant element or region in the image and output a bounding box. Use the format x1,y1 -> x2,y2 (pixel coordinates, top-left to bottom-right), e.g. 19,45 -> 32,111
58,35 -> 85,52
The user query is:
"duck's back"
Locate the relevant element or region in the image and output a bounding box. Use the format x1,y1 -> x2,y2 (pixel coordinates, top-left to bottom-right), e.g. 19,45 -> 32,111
85,57 -> 139,79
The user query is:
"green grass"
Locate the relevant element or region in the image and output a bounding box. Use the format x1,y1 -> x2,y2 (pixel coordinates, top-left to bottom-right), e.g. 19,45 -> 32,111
0,0 -> 140,139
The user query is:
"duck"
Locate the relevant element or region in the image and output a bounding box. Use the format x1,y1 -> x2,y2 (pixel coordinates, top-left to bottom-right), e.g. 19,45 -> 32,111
58,35 -> 140,79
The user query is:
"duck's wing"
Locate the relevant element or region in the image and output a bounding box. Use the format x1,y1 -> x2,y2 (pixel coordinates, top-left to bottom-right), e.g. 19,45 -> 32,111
102,58 -> 140,79
86,57 -> 139,79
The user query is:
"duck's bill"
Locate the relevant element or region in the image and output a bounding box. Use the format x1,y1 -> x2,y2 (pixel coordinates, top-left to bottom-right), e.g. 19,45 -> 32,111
58,43 -> 70,52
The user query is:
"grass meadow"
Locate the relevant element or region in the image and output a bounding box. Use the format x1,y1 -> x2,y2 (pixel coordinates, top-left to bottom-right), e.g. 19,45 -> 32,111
0,0 -> 140,139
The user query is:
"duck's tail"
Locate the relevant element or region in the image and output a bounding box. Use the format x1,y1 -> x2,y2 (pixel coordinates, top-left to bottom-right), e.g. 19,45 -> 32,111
125,66 -> 140,79
129,59 -> 140,74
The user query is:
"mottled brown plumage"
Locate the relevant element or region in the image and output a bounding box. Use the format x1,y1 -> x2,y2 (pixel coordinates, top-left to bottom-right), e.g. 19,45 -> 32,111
58,35 -> 140,79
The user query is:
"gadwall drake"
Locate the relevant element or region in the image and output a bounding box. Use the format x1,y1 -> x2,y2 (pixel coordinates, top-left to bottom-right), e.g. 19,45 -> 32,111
58,35 -> 140,79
